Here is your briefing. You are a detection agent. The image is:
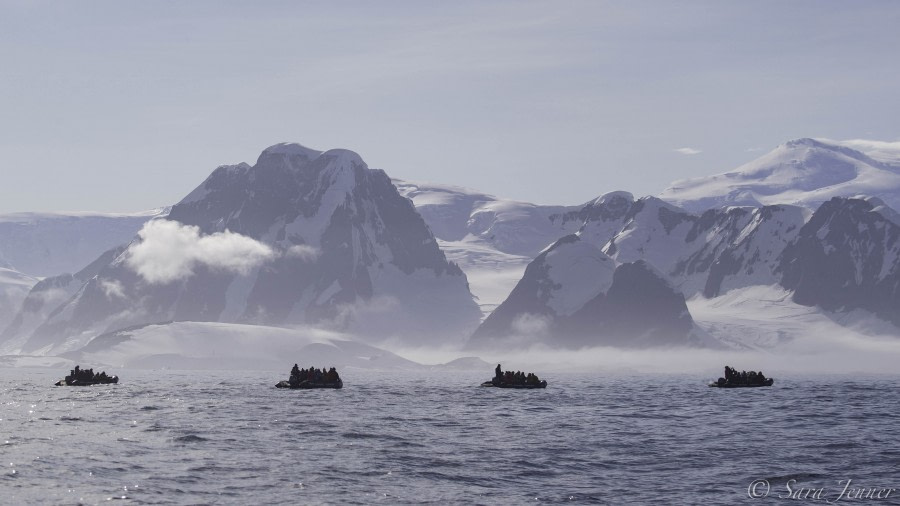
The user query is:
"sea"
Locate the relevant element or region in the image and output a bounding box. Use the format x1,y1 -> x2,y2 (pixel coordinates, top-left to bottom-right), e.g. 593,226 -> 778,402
2,368 -> 899,505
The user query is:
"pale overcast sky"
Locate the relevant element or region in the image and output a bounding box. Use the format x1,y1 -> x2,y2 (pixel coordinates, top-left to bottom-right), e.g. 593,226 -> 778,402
1,1 -> 899,213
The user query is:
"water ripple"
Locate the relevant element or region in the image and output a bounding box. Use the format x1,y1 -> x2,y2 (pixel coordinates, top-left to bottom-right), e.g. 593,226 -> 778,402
1,370 -> 899,504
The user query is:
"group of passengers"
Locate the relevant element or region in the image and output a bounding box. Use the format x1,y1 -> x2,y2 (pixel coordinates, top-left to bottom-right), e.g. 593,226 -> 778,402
65,365 -> 116,385
493,364 -> 542,386
723,365 -> 767,385
289,364 -> 341,386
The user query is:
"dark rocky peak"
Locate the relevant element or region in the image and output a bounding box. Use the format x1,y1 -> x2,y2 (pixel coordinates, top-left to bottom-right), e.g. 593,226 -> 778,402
256,142 -> 323,167
552,259 -> 695,348
167,145 -> 375,238
551,191 -> 635,227
622,196 -> 691,226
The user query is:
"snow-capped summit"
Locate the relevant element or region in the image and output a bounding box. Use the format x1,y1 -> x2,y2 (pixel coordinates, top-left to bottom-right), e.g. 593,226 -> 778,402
258,142 -> 323,160
660,138 -> 900,212
15,144 -> 481,353
590,191 -> 634,209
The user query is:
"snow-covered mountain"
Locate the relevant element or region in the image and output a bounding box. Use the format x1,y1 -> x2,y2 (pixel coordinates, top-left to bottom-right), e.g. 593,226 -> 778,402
393,180 -> 586,316
469,190 -> 900,348
13,143 -> 480,354
601,197 -> 809,298
469,234 -> 697,348
7,136 -> 900,358
779,196 -> 900,326
0,209 -> 166,277
660,138 -> 900,212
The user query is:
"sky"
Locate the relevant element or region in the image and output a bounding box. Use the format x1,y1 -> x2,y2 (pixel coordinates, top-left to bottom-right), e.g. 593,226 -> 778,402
1,1 -> 899,214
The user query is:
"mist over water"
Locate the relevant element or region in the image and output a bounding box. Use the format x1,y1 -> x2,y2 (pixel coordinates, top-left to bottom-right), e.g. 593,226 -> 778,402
397,330 -> 900,376
2,368 -> 899,504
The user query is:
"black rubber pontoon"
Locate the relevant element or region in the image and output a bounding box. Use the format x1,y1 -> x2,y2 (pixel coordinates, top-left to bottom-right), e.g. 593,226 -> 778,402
54,376 -> 119,386
481,379 -> 547,389
708,378 -> 774,388
276,379 -> 343,390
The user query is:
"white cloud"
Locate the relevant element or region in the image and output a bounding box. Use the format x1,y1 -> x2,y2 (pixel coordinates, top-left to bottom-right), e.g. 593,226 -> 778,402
125,220 -> 275,284
823,138 -> 900,165
99,279 -> 125,299
674,147 -> 702,155
511,313 -> 551,336
286,244 -> 320,261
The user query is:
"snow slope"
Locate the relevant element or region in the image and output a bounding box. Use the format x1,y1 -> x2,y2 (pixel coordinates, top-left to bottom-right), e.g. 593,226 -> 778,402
0,209 -> 167,277
687,285 -> 900,350
0,267 -> 38,334
61,321 -> 486,372
660,138 -> 900,212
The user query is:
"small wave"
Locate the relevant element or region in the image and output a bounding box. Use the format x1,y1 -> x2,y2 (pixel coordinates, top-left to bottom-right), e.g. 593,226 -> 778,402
140,406 -> 161,411
342,431 -> 405,442
821,441 -> 860,450
59,416 -> 82,422
174,435 -> 208,443
764,472 -> 823,482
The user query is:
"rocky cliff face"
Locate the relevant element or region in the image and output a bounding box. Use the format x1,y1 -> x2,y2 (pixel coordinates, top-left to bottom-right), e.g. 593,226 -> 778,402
779,197 -> 900,325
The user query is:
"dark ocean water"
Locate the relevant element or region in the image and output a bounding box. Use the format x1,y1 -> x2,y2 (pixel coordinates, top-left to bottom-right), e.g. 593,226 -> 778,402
1,368 -> 899,505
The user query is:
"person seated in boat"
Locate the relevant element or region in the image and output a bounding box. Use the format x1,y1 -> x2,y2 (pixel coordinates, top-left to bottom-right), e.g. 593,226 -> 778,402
758,371 -> 766,382
289,364 -> 301,387
495,364 -> 502,381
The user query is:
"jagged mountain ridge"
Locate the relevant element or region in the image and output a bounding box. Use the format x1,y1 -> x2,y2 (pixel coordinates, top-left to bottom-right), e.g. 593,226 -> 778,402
13,143 -> 480,353
471,191 -> 900,346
